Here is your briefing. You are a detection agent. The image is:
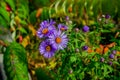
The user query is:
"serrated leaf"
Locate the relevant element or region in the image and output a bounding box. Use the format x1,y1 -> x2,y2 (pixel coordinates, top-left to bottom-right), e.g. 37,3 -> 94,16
40,7 -> 50,20
0,7 -> 10,23
0,16 -> 8,28
3,42 -> 29,80
18,0 -> 29,9
17,5 -> 28,19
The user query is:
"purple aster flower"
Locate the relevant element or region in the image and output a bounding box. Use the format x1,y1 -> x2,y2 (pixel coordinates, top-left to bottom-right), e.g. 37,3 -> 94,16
37,26 -> 56,38
82,46 -> 88,51
105,14 -> 111,19
109,54 -> 114,59
112,50 -> 116,55
37,20 -> 56,38
40,19 -> 56,28
39,40 -> 57,58
58,24 -> 68,31
49,30 -> 68,50
100,57 -> 104,62
82,26 -> 89,32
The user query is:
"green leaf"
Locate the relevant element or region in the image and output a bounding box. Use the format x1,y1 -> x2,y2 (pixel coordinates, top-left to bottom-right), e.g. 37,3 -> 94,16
19,27 -> 27,34
20,20 -> 28,26
3,42 -> 29,80
0,16 -> 8,28
40,7 -> 50,20
117,0 -> 120,18
79,71 -> 84,80
0,7 -> 10,23
92,0 -> 101,18
17,5 -> 29,19
33,0 -> 50,7
15,0 -> 29,20
35,68 -> 52,80
29,10 -> 37,25
101,30 -> 111,33
70,56 -> 77,63
101,0 -> 116,16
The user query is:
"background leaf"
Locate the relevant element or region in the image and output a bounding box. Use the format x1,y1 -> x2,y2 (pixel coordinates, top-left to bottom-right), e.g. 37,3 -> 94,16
35,68 -> 52,80
0,7 -> 10,23
3,42 -> 29,80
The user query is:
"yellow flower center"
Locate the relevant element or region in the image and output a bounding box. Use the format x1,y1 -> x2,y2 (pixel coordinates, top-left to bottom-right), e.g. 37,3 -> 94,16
42,28 -> 48,34
55,37 -> 62,44
60,27 -> 65,31
46,46 -> 51,51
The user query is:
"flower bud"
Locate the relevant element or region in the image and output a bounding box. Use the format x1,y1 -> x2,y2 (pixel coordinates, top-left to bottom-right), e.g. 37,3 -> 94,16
109,54 -> 114,59
82,46 -> 88,51
82,26 -> 89,32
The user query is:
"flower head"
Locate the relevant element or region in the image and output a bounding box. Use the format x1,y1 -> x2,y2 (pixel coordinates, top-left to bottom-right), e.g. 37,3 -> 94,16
109,54 -> 114,59
82,46 -> 88,51
82,26 -> 89,32
49,30 -> 68,50
39,40 -> 57,58
37,20 -> 56,38
40,19 -> 56,28
58,24 -> 68,31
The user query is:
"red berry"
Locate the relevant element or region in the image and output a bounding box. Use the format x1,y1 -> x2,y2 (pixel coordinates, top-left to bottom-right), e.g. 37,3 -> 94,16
19,35 -> 23,43
6,4 -> 12,12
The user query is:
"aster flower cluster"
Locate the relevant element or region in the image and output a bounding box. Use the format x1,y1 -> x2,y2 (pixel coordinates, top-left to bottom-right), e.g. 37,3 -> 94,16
37,19 -> 68,58
100,50 -> 117,66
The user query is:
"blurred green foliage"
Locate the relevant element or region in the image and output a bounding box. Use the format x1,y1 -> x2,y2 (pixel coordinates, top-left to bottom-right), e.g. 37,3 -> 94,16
3,42 -> 29,80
